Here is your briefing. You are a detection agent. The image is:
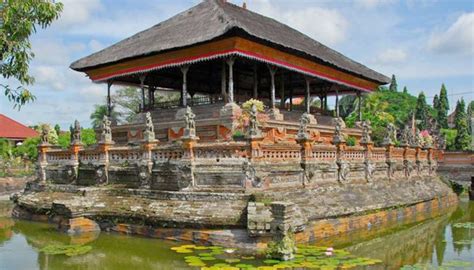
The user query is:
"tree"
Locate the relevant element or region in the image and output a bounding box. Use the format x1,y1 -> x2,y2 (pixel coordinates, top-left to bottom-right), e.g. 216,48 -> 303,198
54,124 -> 61,135
111,86 -> 179,122
112,87 -> 143,122
437,84 -> 449,128
453,99 -> 470,150
90,104 -> 121,129
415,92 -> 429,130
433,94 -> 439,110
402,86 -> 408,94
467,101 -> 473,136
1,0 -> 63,108
389,74 -> 398,92
338,95 -> 357,119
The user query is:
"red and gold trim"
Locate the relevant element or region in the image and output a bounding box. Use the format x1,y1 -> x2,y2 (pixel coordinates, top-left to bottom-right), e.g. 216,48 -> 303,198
85,37 -> 381,92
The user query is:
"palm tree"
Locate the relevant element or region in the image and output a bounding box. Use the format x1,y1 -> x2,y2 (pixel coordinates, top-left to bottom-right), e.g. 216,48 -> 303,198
90,105 -> 121,129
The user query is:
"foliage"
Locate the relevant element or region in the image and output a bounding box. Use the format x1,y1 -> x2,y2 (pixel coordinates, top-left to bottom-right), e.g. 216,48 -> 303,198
57,129 -> 96,148
34,123 -> 58,144
415,92 -> 429,130
1,0 -> 63,108
346,136 -> 356,146
433,94 -> 439,111
402,86 -> 408,94
346,90 -> 396,145
242,98 -> 265,113
437,84 -> 449,128
12,137 -> 39,160
53,124 -> 61,135
467,100 -> 473,135
110,87 -> 179,122
449,180 -> 464,195
0,138 -> 12,159
441,129 -> 457,150
40,244 -> 92,257
389,74 -> 398,92
338,95 -> 358,119
111,87 -> 142,122
454,99 -> 470,151
90,104 -> 121,129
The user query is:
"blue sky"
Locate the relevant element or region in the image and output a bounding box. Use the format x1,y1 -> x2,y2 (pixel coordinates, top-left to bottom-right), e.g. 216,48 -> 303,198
1,0 -> 473,128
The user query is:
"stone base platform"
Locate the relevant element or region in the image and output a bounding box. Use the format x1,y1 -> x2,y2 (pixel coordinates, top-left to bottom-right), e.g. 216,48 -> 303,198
11,176 -> 457,250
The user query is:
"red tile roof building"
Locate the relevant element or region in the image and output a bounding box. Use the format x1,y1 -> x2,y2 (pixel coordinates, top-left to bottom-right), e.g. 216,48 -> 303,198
0,114 -> 38,142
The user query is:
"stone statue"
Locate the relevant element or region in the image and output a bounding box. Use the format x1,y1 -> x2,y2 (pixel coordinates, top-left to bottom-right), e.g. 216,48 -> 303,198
414,128 -> 423,147
95,167 -> 107,185
404,160 -> 413,179
100,115 -> 113,143
408,128 -> 417,147
297,113 -> 311,140
40,126 -> 50,144
364,160 -> 375,182
438,134 -> 446,150
383,123 -> 397,145
246,104 -> 262,138
138,165 -> 151,189
71,120 -> 82,144
337,160 -> 350,182
143,112 -> 156,142
333,117 -> 345,144
400,125 -> 410,146
183,106 -> 197,138
360,120 -> 372,144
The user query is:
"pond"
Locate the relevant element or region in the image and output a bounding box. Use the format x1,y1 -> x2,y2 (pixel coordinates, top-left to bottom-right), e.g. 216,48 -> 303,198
0,198 -> 472,270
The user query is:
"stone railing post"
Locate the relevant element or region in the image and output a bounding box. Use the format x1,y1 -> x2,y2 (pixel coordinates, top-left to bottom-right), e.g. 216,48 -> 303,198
333,118 -> 347,183
181,107 -> 199,187
296,113 -> 314,186
246,104 -> 263,160
96,116 -> 114,185
140,112 -> 158,189
69,120 -> 83,184
382,123 -> 396,180
37,142 -> 51,183
360,120 -> 374,182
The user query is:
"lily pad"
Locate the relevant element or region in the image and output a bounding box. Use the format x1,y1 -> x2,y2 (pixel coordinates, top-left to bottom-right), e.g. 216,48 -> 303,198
40,244 -> 92,257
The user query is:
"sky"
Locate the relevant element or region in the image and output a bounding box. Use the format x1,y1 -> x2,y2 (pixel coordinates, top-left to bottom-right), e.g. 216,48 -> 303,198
0,0 -> 473,129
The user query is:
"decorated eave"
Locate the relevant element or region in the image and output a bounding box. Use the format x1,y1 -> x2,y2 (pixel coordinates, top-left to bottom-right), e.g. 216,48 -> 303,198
70,0 -> 390,93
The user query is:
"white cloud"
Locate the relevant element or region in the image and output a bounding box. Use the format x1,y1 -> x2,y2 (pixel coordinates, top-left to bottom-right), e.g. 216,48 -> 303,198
33,66 -> 65,91
427,12 -> 474,55
355,0 -> 395,9
88,39 -> 105,52
374,48 -> 408,65
252,0 -> 348,46
78,84 -> 106,101
57,0 -> 103,26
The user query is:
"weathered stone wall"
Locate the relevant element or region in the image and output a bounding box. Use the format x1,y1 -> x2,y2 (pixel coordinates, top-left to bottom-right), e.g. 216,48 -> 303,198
437,151 -> 473,184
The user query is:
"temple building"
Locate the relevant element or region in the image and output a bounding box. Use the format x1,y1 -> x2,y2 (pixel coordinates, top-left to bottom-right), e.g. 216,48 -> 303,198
12,0 -> 452,253
70,0 -> 389,144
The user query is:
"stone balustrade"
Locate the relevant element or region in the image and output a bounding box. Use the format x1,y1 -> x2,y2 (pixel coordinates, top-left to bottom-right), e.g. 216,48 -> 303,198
37,114 -> 443,191
38,136 -> 439,191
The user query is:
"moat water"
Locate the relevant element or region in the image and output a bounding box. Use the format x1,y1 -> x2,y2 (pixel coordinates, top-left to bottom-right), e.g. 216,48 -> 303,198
0,198 -> 472,270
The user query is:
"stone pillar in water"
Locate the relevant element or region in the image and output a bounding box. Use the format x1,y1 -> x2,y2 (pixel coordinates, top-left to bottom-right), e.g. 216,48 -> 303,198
268,202 -> 297,261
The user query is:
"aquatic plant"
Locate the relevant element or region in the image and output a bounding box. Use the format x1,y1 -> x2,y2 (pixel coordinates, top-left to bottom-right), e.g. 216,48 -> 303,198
401,260 -> 473,270
170,243 -> 383,269
452,222 -> 474,229
40,244 -> 92,257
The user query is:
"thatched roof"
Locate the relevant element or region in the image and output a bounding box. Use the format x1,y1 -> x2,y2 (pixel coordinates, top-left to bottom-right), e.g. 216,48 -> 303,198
70,0 -> 389,84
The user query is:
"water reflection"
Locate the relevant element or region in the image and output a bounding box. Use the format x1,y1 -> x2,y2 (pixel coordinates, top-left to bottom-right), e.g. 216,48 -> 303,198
0,199 -> 472,270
